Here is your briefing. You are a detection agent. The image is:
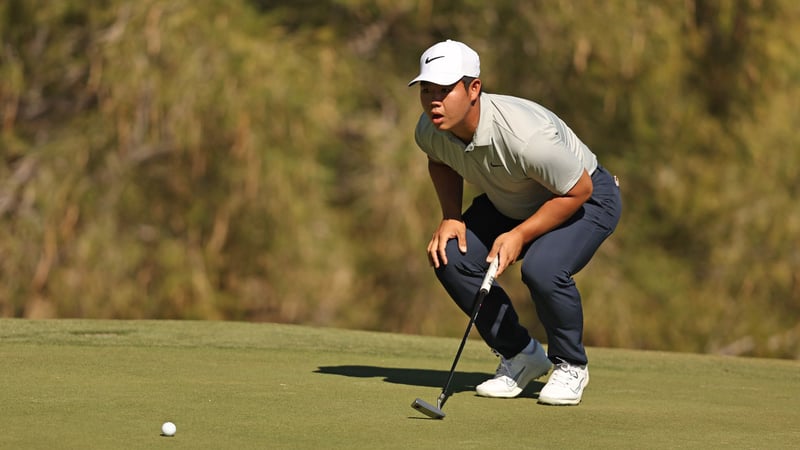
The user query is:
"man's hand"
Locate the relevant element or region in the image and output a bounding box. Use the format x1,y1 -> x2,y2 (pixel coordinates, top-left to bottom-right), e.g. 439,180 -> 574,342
486,169 -> 594,276
486,229 -> 525,277
427,219 -> 467,268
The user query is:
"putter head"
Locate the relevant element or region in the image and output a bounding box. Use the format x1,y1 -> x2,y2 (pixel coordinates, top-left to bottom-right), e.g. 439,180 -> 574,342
411,398 -> 445,419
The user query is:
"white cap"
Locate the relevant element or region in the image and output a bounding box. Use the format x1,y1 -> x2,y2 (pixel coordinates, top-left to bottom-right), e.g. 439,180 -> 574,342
408,40 -> 480,86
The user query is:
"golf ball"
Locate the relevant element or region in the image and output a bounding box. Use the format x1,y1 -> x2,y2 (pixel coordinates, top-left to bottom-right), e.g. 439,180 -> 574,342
161,421 -> 176,437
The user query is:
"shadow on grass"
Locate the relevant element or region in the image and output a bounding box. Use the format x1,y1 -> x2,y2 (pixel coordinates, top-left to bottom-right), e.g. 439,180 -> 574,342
315,365 -> 545,398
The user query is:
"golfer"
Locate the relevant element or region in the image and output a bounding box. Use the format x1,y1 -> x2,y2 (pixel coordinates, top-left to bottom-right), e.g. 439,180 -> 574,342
409,40 -> 622,405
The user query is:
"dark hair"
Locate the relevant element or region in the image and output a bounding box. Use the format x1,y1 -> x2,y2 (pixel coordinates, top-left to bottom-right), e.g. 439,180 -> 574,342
461,76 -> 475,89
461,76 -> 481,93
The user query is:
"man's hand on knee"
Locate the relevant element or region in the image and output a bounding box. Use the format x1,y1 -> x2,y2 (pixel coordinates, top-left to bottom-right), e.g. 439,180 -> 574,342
427,219 -> 467,268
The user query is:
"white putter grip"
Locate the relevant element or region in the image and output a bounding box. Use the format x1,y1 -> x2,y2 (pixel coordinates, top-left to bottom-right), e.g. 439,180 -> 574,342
480,257 -> 500,293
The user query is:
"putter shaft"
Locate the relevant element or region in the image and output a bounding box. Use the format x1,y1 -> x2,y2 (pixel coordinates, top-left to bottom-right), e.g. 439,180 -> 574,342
411,258 -> 499,419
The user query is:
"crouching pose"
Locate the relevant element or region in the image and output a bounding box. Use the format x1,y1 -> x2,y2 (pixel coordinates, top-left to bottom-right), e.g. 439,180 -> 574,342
409,40 -> 622,405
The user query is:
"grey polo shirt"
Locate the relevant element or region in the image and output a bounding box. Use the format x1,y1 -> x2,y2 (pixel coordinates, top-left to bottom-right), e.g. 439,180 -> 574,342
415,92 -> 598,220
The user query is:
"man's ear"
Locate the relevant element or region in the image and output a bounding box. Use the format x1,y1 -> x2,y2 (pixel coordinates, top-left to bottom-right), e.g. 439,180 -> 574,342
469,78 -> 482,101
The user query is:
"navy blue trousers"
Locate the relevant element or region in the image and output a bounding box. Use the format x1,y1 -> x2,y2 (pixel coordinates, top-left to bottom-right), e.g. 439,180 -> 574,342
434,166 -> 622,365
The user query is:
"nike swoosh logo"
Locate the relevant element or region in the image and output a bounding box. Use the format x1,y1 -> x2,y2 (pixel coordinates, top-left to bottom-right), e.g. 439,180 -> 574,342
569,374 -> 586,394
512,366 -> 526,382
425,56 -> 445,64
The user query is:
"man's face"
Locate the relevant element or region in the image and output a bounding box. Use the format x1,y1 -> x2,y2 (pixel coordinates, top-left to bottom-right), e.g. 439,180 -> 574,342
418,80 -> 478,138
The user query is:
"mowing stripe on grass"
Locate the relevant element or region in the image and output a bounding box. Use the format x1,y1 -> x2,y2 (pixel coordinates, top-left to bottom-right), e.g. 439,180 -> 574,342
2,319 -> 798,449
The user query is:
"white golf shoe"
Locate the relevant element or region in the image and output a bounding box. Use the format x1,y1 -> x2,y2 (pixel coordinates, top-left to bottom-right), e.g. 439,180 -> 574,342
476,342 -> 552,398
538,359 -> 589,406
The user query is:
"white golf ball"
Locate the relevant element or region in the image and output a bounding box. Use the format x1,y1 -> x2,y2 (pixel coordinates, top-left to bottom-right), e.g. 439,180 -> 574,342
161,421 -> 176,436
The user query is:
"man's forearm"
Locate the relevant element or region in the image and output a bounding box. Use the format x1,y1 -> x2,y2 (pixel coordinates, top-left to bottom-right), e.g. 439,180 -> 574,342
428,159 -> 464,220
513,169 -> 593,243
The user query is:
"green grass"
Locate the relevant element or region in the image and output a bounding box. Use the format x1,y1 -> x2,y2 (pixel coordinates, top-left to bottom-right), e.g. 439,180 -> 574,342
1,319 -> 798,449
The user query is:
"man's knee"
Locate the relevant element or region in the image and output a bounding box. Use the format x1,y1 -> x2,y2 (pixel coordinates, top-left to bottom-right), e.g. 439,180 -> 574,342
520,257 -> 573,297
434,240 -> 488,282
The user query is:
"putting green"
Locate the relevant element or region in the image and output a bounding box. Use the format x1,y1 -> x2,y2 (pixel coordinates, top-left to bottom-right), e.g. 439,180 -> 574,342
1,319 -> 798,449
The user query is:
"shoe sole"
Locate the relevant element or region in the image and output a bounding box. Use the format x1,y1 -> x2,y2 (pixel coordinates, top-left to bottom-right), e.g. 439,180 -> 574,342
475,366 -> 552,399
537,396 -> 581,406
476,386 -> 523,398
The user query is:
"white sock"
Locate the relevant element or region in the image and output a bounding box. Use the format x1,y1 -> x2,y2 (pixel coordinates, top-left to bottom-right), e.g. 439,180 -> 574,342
521,338 -> 536,354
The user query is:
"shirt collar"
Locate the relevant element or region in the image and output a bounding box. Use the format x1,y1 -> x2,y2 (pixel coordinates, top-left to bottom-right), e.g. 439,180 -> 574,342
464,93 -> 492,152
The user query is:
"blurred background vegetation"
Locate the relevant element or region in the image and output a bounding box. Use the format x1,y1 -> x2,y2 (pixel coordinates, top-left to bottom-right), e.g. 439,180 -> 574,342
1,0 -> 798,359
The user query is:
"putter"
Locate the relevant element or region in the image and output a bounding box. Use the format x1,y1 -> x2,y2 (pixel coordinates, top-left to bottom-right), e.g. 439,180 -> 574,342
411,256 -> 500,419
